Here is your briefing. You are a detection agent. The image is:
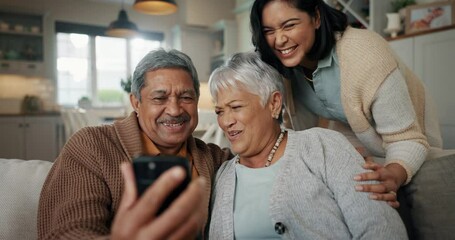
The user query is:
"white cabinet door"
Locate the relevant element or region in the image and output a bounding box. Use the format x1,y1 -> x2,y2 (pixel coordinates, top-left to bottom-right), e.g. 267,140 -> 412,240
0,116 -> 61,160
19,61 -> 45,76
414,29 -> 455,148
0,61 -> 45,76
389,38 -> 414,72
25,116 -> 60,161
235,9 -> 254,52
171,25 -> 211,82
0,117 -> 25,159
209,20 -> 238,73
0,60 -> 20,74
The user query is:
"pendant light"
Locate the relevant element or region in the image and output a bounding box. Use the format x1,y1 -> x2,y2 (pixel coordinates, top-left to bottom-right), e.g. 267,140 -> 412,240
106,1 -> 139,38
133,0 -> 177,15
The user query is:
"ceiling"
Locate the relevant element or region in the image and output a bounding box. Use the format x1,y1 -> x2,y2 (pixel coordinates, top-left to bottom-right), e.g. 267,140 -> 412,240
83,0 -> 135,5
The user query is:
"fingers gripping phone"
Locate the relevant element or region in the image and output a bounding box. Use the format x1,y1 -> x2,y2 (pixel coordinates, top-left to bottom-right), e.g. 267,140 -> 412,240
133,155 -> 191,215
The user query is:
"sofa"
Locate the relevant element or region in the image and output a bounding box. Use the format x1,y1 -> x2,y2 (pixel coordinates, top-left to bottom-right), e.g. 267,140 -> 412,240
0,151 -> 454,240
400,150 -> 455,239
0,158 -> 53,240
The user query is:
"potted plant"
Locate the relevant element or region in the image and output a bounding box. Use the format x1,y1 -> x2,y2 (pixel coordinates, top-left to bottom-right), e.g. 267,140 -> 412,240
78,96 -> 92,109
120,76 -> 132,93
120,76 -> 134,114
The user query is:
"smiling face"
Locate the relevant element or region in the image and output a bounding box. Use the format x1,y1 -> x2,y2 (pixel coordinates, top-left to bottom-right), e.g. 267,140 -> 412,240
262,0 -> 320,68
214,85 -> 281,160
130,68 -> 198,154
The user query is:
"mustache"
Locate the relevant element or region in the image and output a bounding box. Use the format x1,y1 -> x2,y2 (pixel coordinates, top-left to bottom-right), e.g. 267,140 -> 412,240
157,114 -> 191,124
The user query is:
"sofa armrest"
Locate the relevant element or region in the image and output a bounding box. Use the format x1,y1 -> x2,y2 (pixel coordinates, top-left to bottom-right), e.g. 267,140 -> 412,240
0,158 -> 53,240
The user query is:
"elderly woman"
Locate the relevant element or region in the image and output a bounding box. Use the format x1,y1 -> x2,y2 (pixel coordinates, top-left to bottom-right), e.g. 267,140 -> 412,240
207,52 -> 408,239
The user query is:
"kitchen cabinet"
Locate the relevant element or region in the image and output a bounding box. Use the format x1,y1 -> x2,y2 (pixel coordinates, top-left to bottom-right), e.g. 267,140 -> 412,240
388,37 -> 414,71
0,115 -> 64,161
330,0 -> 391,36
0,11 -> 45,77
0,60 -> 44,76
170,19 -> 237,81
179,0 -> 235,27
171,25 -> 212,82
210,20 -> 238,72
389,28 -> 455,148
233,0 -> 254,52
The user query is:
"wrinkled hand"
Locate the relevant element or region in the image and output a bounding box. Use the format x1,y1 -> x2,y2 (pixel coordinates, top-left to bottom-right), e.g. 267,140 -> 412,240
112,163 -> 206,240
354,162 -> 407,208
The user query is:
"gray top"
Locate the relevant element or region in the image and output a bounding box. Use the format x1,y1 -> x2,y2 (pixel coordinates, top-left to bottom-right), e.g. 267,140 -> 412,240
233,159 -> 283,239
208,128 -> 408,240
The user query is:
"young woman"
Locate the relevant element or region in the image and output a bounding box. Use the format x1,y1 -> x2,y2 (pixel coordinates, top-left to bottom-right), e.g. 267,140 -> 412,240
250,0 -> 443,206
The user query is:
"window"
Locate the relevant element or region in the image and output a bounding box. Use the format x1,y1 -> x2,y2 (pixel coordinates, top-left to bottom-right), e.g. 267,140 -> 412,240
56,22 -> 163,107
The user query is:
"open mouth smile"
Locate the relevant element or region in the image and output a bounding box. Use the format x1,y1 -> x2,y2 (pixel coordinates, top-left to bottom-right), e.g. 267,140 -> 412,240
227,130 -> 242,142
162,122 -> 184,127
228,130 -> 242,137
278,46 -> 297,56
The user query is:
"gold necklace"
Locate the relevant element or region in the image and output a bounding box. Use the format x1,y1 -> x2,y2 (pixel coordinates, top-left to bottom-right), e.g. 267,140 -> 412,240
235,128 -> 286,167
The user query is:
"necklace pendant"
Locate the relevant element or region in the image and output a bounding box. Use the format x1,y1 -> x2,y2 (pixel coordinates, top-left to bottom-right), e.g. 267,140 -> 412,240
264,128 -> 286,167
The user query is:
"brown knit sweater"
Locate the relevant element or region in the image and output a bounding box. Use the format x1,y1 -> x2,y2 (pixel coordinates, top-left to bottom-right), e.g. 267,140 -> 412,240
37,112 -> 231,239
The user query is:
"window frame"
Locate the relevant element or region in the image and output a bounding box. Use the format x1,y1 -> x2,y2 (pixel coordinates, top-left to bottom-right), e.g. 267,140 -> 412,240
55,21 -> 164,107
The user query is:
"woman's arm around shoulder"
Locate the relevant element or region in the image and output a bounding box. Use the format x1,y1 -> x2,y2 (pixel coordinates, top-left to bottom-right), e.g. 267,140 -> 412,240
304,128 -> 408,239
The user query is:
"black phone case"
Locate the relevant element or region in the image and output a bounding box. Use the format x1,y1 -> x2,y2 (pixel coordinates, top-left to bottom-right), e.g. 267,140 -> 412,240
133,155 -> 191,215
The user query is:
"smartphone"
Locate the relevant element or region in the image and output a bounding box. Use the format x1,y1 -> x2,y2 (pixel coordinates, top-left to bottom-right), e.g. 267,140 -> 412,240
133,155 -> 191,215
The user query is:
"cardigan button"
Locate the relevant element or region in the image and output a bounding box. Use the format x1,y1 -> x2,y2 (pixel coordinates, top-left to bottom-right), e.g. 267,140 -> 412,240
274,222 -> 286,235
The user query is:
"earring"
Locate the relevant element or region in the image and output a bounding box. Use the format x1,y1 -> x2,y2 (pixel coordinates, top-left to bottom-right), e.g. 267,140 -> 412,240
135,110 -> 139,117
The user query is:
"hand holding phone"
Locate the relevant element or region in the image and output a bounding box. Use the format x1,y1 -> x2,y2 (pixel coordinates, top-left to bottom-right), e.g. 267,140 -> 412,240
112,162 -> 205,240
133,155 -> 191,215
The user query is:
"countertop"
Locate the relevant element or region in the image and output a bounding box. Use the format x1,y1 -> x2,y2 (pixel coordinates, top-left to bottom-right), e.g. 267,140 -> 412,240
0,111 -> 61,117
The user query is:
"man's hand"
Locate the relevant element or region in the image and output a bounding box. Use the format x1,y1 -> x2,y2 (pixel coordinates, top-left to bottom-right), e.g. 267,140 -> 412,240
112,163 -> 206,240
354,162 -> 407,208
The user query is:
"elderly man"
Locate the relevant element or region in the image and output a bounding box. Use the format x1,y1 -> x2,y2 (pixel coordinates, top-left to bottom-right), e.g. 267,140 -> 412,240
38,49 -> 231,239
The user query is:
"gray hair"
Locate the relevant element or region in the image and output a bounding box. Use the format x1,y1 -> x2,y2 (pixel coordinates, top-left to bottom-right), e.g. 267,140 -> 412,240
131,48 -> 200,101
209,51 -> 285,112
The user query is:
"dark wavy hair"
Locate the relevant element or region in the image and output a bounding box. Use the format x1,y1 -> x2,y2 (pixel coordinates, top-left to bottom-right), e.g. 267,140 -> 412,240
250,0 -> 348,78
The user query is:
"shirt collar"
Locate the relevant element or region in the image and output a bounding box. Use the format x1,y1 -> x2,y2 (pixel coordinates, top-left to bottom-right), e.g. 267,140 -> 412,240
141,131 -> 188,158
317,47 -> 337,69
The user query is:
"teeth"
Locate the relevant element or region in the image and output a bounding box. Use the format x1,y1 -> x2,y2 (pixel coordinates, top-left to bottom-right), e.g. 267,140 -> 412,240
229,131 -> 241,136
163,122 -> 183,127
281,48 -> 294,55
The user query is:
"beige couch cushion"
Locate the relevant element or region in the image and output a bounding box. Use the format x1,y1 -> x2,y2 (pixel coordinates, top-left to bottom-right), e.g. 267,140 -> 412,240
0,158 -> 52,240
